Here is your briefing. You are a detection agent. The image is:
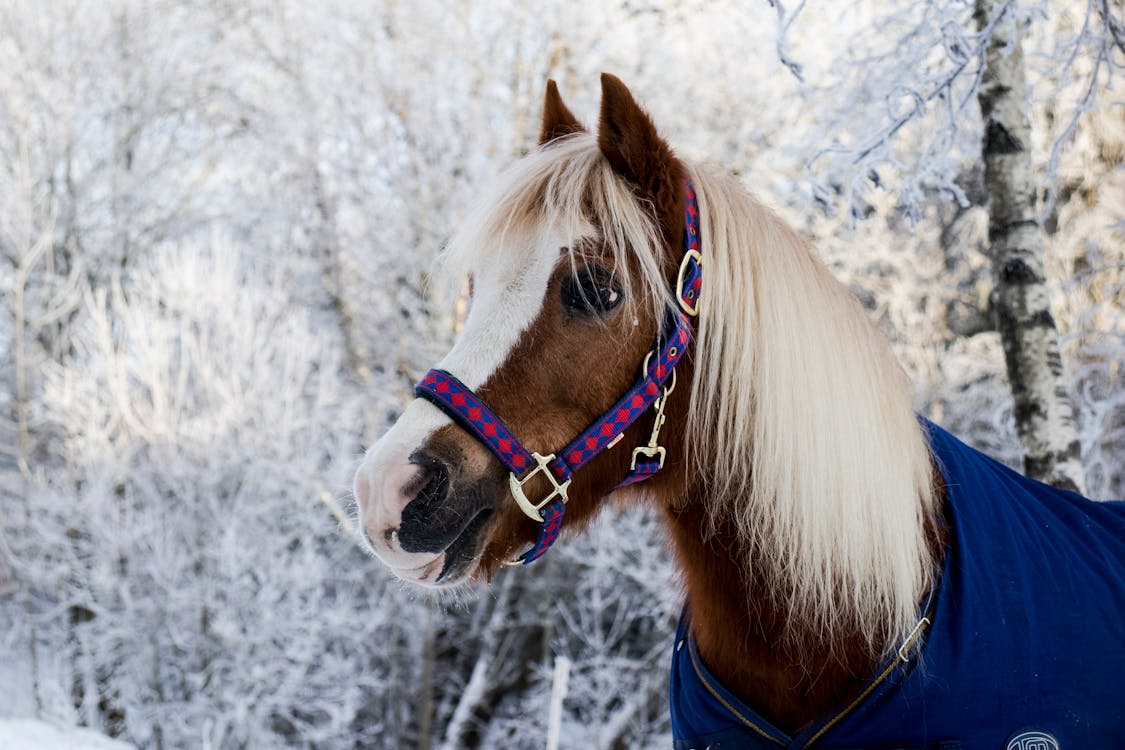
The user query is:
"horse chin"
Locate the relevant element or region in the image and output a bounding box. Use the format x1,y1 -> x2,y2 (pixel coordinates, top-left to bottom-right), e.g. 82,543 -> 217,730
366,508 -> 494,590
433,507 -> 493,584
384,552 -> 450,587
367,549 -> 478,590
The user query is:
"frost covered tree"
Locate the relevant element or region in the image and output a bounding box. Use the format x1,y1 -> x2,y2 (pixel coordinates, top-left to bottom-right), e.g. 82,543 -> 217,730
974,0 -> 1085,491
773,0 -> 1121,491
4,236 -> 428,746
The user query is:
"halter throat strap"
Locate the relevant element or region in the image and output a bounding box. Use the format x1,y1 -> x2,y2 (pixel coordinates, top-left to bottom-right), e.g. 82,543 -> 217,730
415,180 -> 701,564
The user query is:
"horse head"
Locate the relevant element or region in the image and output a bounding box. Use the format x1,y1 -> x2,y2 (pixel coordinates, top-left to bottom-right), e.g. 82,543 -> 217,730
353,75 -> 695,586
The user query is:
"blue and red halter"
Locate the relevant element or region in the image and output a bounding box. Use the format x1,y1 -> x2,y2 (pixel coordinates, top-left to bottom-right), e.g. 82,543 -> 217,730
416,181 -> 702,564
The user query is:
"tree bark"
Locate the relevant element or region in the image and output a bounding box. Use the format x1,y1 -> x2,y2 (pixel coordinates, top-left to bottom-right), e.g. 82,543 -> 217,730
974,0 -> 1086,493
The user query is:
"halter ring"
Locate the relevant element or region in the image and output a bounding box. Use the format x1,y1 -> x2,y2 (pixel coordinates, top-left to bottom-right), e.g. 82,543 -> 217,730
642,351 -> 678,397
676,249 -> 703,317
508,452 -> 571,522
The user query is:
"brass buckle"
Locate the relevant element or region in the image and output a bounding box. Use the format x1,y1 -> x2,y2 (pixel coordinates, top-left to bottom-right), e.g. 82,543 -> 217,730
508,452 -> 570,522
631,445 -> 666,471
676,249 -> 702,317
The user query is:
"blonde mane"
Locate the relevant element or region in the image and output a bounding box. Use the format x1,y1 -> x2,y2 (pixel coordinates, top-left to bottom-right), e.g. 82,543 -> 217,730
440,135 -> 940,654
684,164 -> 939,653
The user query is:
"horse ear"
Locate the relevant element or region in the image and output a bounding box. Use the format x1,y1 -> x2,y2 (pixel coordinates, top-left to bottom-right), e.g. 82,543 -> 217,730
597,73 -> 683,239
539,79 -> 586,146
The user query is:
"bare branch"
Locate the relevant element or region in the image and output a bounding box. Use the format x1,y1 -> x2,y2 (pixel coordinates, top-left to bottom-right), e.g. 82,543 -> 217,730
768,0 -> 808,81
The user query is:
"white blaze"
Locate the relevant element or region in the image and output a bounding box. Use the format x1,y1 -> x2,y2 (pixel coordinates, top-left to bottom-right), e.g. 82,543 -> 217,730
352,232 -> 561,584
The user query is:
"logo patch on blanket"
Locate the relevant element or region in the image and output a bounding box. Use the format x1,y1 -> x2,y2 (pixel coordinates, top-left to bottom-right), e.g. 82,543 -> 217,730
1005,729 -> 1059,750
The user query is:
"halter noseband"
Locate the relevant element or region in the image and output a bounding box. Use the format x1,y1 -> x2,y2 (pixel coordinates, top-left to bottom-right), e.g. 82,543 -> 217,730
415,181 -> 702,564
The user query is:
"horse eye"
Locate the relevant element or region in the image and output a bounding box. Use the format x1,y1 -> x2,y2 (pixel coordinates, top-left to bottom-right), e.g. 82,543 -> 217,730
561,268 -> 622,315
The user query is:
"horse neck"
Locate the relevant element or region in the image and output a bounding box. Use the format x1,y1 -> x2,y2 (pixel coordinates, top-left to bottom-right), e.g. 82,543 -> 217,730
652,368 -> 880,735
657,482 -> 883,735
652,382 -> 946,733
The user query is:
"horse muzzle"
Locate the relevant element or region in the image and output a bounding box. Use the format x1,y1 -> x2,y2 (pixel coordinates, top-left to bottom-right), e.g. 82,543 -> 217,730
353,402 -> 500,586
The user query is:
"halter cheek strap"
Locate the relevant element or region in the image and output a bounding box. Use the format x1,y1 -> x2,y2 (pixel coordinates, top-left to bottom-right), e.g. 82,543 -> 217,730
415,180 -> 702,564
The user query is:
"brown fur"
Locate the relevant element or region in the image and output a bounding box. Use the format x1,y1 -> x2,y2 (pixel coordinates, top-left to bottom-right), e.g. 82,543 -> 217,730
659,491 -> 877,732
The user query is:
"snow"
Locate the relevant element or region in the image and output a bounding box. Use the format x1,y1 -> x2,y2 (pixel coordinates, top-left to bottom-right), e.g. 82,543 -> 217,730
0,720 -> 134,750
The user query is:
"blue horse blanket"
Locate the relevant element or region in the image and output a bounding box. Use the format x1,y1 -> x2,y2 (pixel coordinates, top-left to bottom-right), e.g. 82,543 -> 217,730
670,422 -> 1125,749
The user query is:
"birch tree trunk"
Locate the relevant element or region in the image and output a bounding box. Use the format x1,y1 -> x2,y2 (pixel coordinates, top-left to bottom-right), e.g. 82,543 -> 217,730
974,0 -> 1086,493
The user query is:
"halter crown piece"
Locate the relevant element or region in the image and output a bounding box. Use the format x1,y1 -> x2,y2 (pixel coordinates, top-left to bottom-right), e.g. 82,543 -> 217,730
415,180 -> 702,564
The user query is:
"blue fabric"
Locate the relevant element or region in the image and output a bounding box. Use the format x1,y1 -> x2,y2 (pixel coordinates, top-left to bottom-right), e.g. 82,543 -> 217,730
670,422 -> 1125,749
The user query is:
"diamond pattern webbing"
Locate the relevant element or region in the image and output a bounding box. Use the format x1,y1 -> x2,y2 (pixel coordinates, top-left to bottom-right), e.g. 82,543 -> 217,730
415,370 -> 534,476
560,311 -> 690,473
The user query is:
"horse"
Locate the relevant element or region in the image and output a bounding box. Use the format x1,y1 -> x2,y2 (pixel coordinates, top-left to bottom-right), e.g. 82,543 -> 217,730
352,75 -> 1125,749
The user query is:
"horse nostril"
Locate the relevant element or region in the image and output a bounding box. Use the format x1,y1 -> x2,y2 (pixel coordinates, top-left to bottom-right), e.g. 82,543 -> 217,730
402,454 -> 450,506
398,453 -> 458,554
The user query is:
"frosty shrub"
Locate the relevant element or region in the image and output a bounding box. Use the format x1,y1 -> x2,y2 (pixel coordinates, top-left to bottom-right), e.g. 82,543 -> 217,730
2,237 -> 427,748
